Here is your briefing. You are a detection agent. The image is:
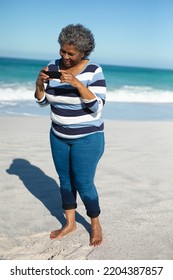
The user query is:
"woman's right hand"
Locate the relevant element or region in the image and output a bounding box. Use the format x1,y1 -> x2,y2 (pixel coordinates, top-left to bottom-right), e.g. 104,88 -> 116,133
36,67 -> 49,86
35,67 -> 49,101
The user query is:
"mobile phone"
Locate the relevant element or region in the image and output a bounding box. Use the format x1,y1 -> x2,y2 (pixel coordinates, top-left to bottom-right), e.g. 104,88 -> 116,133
43,70 -> 61,79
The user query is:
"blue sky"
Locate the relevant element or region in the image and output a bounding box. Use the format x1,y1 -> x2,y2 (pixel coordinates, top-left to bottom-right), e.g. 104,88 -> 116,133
0,0 -> 173,69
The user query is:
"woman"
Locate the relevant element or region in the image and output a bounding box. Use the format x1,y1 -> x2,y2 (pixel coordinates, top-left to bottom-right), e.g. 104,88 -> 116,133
35,24 -> 106,246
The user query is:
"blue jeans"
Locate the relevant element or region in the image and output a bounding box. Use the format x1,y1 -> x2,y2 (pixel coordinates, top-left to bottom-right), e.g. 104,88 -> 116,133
50,130 -> 105,218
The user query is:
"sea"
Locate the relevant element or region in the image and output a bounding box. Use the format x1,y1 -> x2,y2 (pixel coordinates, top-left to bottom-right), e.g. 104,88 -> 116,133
1,56 -> 173,121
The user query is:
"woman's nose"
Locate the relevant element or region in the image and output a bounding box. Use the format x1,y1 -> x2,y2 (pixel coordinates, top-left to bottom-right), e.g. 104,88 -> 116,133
63,53 -> 70,59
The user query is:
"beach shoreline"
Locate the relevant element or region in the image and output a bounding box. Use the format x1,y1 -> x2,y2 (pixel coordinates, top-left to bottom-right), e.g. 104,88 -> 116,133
1,101 -> 173,122
1,115 -> 173,260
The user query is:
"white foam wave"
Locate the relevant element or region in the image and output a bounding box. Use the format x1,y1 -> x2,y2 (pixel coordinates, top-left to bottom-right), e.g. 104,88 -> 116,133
107,86 -> 173,103
1,84 -> 173,104
0,84 -> 34,101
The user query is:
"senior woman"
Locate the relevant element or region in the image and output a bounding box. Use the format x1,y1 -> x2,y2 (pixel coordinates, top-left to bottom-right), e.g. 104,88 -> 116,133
35,24 -> 106,246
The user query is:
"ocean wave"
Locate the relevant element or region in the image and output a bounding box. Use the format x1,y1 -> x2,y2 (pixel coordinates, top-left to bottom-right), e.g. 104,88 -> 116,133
107,86 -> 173,103
1,84 -> 173,104
0,83 -> 34,101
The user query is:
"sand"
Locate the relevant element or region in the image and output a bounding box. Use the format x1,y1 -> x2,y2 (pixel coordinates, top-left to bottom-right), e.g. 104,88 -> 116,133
0,116 -> 173,260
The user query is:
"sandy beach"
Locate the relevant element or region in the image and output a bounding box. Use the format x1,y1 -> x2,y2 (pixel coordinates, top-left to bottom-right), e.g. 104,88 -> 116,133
1,116 -> 173,260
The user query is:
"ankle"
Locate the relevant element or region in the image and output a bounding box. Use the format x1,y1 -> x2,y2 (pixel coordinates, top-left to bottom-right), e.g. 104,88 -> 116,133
91,217 -> 101,228
65,222 -> 77,229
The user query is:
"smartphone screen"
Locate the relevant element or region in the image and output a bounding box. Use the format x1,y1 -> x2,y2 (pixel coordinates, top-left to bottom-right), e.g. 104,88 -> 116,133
43,70 -> 61,79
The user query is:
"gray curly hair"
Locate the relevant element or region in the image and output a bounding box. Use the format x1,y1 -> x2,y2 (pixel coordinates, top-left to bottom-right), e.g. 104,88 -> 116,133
58,24 -> 95,57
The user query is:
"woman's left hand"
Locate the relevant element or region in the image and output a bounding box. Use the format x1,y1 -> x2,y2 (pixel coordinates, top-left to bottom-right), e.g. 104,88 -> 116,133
59,70 -> 80,88
59,70 -> 95,100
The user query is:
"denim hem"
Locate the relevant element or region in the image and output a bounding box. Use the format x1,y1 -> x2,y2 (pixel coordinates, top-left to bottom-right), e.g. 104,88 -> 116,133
62,203 -> 77,210
87,210 -> 101,218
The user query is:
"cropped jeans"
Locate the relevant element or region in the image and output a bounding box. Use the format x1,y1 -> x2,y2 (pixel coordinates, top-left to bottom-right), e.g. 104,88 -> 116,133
50,129 -> 105,218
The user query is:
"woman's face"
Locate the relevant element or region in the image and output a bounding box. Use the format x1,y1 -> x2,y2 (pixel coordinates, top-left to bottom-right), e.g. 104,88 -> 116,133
59,44 -> 84,68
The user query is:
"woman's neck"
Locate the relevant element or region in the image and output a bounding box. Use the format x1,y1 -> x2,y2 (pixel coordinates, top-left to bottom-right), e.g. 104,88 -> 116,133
60,59 -> 89,75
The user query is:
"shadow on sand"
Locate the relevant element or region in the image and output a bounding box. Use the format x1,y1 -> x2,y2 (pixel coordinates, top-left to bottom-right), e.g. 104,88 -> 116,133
6,158 -> 91,234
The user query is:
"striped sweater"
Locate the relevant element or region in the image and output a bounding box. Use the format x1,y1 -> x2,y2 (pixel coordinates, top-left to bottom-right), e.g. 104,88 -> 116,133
37,59 -> 106,139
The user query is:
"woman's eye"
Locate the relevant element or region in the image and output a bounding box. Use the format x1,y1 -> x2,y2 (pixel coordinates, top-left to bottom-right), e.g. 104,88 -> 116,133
61,50 -> 74,57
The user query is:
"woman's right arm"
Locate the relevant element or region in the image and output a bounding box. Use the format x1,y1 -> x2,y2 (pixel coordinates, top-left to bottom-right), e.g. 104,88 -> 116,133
35,67 -> 49,100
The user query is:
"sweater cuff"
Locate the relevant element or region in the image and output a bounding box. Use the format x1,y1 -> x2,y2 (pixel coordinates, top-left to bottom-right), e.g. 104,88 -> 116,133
35,93 -> 46,103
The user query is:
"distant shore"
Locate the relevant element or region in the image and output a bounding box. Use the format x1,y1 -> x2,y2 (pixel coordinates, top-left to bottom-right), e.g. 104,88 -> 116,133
1,101 -> 173,121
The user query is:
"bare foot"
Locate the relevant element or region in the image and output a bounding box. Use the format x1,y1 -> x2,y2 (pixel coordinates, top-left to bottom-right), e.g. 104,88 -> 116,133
90,222 -> 103,247
50,224 -> 77,240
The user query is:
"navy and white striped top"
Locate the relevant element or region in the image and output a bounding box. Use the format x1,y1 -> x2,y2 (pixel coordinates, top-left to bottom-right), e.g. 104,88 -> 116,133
37,59 -> 106,139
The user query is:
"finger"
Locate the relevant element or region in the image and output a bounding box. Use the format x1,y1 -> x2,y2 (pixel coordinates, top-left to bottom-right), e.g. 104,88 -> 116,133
59,70 -> 68,74
40,67 -> 49,79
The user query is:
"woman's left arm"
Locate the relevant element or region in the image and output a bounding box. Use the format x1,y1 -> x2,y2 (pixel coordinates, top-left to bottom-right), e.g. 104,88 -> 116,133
59,70 -> 96,100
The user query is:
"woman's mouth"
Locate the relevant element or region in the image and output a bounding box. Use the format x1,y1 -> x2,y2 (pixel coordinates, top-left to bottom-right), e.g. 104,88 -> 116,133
63,59 -> 71,67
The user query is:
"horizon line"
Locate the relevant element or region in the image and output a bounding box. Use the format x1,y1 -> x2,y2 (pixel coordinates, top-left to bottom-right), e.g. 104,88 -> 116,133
0,55 -> 173,71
